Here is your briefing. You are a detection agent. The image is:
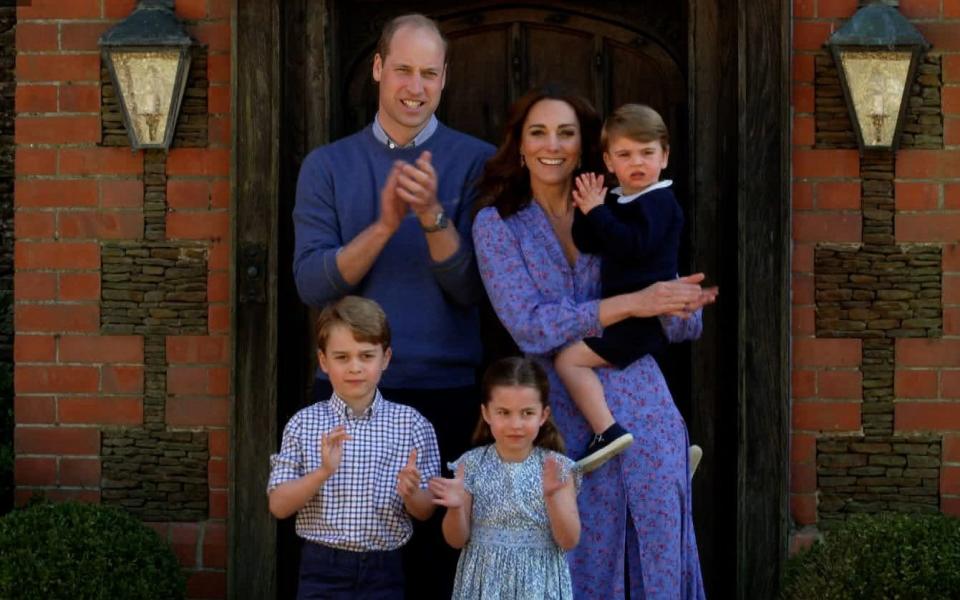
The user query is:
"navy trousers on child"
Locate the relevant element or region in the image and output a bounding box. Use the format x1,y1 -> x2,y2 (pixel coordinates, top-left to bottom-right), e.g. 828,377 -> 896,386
297,542 -> 404,600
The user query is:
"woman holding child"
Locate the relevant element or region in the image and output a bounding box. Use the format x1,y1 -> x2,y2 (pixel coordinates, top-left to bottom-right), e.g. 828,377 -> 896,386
471,85 -> 714,599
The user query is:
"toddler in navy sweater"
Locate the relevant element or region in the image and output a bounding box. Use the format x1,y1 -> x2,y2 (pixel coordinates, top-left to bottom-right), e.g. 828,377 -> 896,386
556,104 -> 684,473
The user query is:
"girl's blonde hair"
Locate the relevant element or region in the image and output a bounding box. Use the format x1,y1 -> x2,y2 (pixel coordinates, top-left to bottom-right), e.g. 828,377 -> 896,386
472,357 -> 566,453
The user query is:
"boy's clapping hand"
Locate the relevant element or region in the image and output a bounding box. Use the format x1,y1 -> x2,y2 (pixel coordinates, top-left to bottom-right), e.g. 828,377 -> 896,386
319,426 -> 350,478
396,448 -> 421,499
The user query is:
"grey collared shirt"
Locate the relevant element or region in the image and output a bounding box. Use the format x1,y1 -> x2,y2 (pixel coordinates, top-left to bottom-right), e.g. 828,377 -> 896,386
372,113 -> 439,149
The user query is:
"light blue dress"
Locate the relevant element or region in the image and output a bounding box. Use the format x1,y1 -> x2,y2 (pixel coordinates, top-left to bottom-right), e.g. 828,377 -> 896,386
450,445 -> 578,600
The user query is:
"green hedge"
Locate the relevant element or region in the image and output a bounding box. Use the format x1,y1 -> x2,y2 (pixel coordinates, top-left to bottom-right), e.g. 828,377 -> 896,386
0,501 -> 185,599
782,512 -> 960,600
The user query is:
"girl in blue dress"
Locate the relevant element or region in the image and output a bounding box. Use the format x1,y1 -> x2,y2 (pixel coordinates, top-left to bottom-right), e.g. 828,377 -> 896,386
429,357 -> 580,600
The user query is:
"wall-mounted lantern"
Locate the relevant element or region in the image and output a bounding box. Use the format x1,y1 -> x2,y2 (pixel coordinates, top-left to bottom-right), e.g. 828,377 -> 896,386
99,0 -> 194,150
826,2 -> 929,152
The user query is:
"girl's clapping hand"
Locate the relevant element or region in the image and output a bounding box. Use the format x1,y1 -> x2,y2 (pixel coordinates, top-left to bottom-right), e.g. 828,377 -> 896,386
542,455 -> 566,498
428,463 -> 469,508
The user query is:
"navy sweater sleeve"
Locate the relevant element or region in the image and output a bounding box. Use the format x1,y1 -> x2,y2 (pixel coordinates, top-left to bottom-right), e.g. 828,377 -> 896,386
580,190 -> 679,260
292,148 -> 358,308
428,143 -> 494,307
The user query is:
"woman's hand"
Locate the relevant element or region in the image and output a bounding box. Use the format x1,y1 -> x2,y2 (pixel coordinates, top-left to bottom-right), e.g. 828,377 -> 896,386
629,273 -> 718,319
572,172 -> 607,214
428,462 -> 469,509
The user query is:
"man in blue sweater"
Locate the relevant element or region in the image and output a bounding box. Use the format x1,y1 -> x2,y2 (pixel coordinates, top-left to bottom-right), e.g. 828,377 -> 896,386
292,13 -> 494,599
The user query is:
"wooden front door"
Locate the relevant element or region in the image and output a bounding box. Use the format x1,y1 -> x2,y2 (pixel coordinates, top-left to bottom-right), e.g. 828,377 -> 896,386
235,1 -> 790,598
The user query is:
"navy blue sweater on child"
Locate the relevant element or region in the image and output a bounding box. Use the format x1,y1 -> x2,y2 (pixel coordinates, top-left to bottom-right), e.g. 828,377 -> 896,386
571,181 -> 683,368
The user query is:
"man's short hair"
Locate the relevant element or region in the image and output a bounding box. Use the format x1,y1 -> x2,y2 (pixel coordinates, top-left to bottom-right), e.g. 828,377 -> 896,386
376,13 -> 449,63
316,296 -> 392,352
601,104 -> 670,151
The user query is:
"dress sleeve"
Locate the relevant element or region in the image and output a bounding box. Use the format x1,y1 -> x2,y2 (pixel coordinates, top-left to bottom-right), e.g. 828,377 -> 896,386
659,309 -> 703,343
472,208 -> 600,355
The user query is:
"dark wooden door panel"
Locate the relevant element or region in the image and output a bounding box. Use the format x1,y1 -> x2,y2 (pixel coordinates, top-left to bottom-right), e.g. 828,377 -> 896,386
524,25 -> 597,97
440,25 -> 512,143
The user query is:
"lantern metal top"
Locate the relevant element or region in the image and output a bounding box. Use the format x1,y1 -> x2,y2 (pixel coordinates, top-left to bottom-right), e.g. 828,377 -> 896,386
99,0 -> 192,48
827,2 -> 929,50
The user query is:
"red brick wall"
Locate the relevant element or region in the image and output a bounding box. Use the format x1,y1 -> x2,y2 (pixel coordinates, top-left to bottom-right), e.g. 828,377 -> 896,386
13,1 -> 231,598
792,0 -> 960,547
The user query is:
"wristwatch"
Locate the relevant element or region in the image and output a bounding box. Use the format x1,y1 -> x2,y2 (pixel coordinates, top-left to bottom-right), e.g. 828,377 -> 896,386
420,210 -> 449,233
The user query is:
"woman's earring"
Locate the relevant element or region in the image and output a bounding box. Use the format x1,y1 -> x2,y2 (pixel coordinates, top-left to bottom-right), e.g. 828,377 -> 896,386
576,157 -> 582,169
520,154 -> 526,167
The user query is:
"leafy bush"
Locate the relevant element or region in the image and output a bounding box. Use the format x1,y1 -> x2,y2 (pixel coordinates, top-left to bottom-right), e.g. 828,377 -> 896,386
0,502 -> 185,599
782,512 -> 960,600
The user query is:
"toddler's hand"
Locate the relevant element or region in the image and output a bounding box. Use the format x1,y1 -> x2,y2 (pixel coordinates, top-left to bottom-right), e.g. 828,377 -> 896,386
542,455 -> 565,498
572,172 -> 607,214
396,448 -> 421,499
319,426 -> 350,477
428,462 -> 468,508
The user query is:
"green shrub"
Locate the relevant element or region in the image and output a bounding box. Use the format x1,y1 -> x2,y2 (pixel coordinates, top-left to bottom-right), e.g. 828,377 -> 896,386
0,501 -> 185,599
782,512 -> 960,600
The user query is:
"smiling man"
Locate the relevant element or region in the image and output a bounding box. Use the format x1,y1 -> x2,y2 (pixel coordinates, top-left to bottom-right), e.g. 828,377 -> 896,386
291,13 -> 495,599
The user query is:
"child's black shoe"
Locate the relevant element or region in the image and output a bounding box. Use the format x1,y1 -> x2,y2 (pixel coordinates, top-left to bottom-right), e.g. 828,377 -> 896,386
575,422 -> 633,473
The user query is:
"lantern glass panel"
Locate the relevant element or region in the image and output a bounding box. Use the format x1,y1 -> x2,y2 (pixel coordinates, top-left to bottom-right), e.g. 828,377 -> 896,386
838,50 -> 912,148
110,49 -> 182,146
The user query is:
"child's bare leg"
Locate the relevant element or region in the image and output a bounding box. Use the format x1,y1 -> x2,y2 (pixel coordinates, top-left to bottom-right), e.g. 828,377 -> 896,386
555,341 -> 615,434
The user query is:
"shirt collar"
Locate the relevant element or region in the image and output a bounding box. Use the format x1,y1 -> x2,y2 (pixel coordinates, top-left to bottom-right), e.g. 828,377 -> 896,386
612,179 -> 673,204
328,389 -> 382,420
372,113 -> 438,149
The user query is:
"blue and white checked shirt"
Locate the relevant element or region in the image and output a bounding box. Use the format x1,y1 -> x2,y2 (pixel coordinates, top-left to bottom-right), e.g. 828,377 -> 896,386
267,390 -> 441,551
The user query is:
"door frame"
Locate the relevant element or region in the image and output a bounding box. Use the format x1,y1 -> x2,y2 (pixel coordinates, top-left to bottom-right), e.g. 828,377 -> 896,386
231,0 -> 790,597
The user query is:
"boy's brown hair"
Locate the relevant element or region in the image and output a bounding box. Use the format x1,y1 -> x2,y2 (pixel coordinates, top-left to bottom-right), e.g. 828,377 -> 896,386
601,103 -> 669,151
315,296 -> 392,352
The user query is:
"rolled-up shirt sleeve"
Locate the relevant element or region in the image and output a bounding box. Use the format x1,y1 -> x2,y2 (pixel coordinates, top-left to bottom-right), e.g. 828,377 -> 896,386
267,414 -> 305,493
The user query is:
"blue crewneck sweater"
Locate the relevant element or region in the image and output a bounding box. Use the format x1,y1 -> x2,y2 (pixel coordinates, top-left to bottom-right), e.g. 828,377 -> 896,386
293,123 -> 495,388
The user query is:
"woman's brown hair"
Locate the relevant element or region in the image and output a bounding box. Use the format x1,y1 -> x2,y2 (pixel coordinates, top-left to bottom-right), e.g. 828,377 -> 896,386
475,83 -> 603,219
472,356 -> 566,454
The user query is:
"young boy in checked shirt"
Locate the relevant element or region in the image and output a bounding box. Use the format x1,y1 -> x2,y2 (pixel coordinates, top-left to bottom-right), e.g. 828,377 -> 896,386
268,296 -> 441,599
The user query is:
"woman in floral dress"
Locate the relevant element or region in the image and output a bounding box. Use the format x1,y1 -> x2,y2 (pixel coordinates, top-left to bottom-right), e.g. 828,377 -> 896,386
472,85 -> 715,599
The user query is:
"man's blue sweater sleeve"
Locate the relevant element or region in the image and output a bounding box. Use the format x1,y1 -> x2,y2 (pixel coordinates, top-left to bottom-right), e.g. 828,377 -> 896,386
427,146 -> 492,307
292,152 -> 356,308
